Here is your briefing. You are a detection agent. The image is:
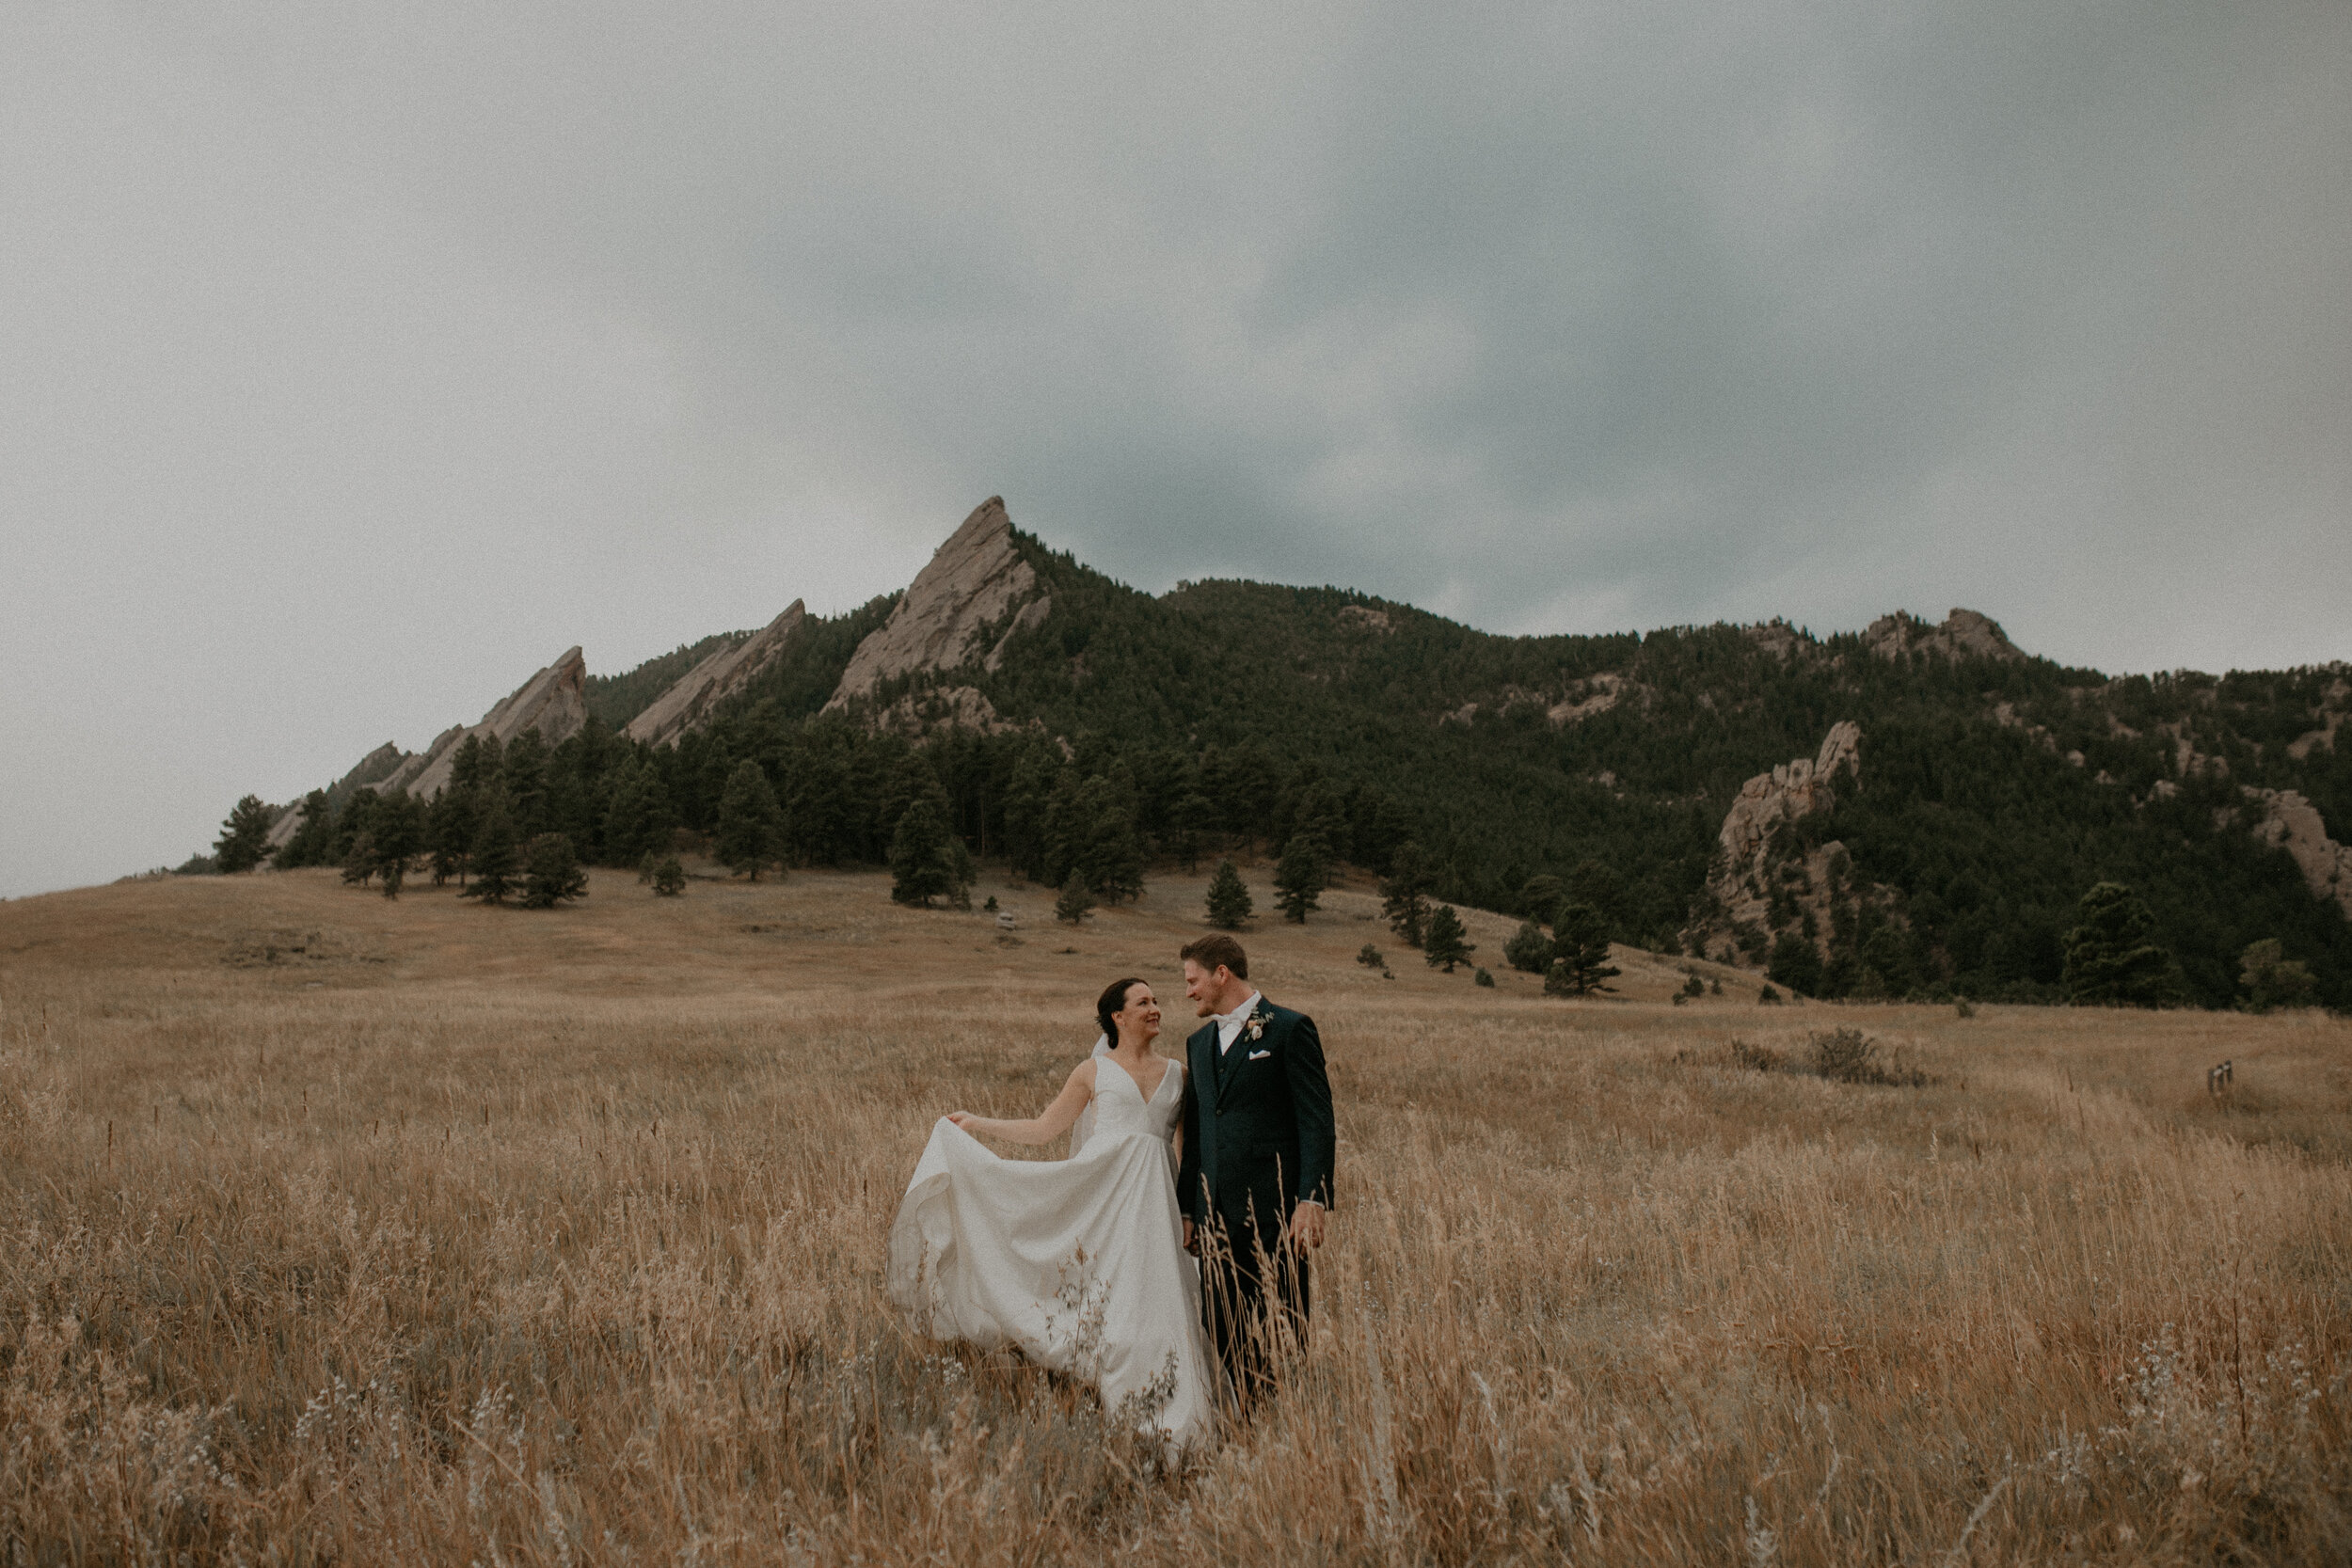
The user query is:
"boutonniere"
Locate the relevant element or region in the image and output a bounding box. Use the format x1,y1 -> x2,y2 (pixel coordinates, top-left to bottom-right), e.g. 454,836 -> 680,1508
1245,1009 -> 1267,1043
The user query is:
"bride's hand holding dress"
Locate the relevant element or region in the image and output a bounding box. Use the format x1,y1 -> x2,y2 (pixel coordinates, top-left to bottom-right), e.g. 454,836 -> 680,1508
886,979 -> 1219,1451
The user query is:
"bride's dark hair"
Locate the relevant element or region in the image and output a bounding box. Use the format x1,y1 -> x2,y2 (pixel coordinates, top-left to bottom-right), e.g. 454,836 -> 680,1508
1095,977 -> 1149,1042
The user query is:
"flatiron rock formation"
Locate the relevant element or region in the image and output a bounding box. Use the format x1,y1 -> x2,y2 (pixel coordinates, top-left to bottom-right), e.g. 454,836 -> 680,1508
1863,609 -> 2023,663
263,741 -> 407,848
825,498 -> 1046,711
624,601 -> 806,749
279,647 -> 590,830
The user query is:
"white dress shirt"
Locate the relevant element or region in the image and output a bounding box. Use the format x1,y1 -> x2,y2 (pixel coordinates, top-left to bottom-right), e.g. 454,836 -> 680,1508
1213,990 -> 1263,1055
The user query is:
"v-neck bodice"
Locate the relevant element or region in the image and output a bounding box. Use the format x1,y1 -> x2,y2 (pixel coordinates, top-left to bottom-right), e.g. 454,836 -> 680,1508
1084,1053 -> 1183,1150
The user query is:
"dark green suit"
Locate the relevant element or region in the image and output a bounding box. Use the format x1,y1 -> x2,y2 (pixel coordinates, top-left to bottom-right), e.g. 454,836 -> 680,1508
1177,997 -> 1335,1396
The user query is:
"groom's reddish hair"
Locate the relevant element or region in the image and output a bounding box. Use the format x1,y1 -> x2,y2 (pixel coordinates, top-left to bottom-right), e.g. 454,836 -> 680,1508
1180,935 -> 1248,980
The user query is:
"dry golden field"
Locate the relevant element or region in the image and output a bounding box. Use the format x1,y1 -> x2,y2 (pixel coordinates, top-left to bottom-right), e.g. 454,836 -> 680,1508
1,862 -> 2347,1565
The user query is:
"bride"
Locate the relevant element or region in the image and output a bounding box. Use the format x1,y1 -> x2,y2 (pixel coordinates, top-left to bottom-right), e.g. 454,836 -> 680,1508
886,977 -> 1219,1450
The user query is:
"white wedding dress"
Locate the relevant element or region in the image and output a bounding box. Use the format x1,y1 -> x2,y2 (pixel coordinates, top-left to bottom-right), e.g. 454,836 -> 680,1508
886,1051 -> 1219,1450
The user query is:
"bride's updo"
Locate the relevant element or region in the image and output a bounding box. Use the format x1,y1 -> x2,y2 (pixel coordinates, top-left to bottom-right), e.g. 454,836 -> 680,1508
1095,976 -> 1149,1041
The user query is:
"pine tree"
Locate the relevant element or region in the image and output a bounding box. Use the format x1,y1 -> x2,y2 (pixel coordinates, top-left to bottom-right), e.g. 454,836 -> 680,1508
214,795 -> 277,874
715,760 -> 785,880
1422,904 -> 1473,973
521,832 -> 588,908
1504,918 -> 1554,974
1768,931 -> 1823,997
1547,902 -> 1620,995
2061,882 -> 2180,1006
1056,872 -> 1097,925
651,856 -> 687,896
1273,832 -> 1328,924
501,729 -> 551,836
449,731 -> 501,792
426,786 -> 480,887
890,798 -> 975,908
1205,860 -> 1253,929
465,802 -> 521,905
1168,790 -> 1215,872
370,790 -> 425,897
328,788 -> 379,865
1076,769 -> 1147,903
274,790 -> 335,869
339,830 -> 378,888
1380,842 -> 1433,948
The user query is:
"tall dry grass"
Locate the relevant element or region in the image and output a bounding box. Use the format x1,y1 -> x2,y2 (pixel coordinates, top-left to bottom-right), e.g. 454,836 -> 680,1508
1,866 -> 2346,1563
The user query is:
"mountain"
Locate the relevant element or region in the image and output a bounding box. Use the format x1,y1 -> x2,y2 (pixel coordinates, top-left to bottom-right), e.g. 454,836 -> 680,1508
262,647 -> 588,849
245,498 -> 2352,1008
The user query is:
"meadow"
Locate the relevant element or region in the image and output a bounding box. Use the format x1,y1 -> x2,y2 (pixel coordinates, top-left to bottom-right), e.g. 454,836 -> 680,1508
1,863 -> 2346,1564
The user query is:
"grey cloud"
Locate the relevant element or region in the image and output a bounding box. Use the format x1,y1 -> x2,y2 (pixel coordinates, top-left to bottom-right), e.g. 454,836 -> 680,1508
2,1 -> 2346,895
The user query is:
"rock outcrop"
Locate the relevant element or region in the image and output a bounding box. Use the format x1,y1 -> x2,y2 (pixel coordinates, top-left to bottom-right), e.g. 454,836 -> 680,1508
1744,620 -> 1807,660
1717,721 -> 1862,879
263,741 -> 407,848
826,498 -> 1046,710
1548,673 -> 1624,726
393,647 -> 589,801
278,648 -> 591,832
2245,788 -> 2352,917
1863,609 -> 2024,663
1691,721 -> 1864,955
875,685 -> 1009,737
624,601 -> 806,749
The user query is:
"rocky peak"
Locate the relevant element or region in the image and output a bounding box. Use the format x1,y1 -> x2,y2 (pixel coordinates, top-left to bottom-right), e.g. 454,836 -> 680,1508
1863,609 -> 2024,663
826,498 -> 1047,711
624,601 -> 806,749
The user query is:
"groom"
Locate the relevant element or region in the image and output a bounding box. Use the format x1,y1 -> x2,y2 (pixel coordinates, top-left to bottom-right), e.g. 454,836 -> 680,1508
1176,934 -> 1335,1404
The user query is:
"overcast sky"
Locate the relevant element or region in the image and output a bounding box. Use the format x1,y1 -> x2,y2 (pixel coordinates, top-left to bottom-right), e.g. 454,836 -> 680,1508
4,2 -> 2347,897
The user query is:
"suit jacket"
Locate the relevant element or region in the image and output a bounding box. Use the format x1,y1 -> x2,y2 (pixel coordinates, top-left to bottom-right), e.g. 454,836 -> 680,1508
1177,998 -> 1336,1253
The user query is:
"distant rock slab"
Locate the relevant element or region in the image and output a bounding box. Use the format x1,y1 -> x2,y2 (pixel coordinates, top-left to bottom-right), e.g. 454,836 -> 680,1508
399,647 -> 589,800
625,601 -> 806,749
263,740 -> 405,847
1863,609 -> 2023,663
276,647 -> 590,830
826,498 -> 1047,710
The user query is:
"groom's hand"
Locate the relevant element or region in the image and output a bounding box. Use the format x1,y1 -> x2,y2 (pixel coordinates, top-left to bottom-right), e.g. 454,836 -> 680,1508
1289,1201 -> 1326,1251
1183,1219 -> 1198,1254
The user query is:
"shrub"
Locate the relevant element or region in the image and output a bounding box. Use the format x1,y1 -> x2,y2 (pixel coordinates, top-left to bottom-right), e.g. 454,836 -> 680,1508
1356,943 -> 1384,969
651,856 -> 686,896
1473,967 -> 1494,988
1807,1028 -> 1931,1087
1503,919 -> 1553,974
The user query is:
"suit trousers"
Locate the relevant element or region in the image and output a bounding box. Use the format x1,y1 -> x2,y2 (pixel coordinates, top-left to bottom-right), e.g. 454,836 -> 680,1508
1198,1212 -> 1311,1407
